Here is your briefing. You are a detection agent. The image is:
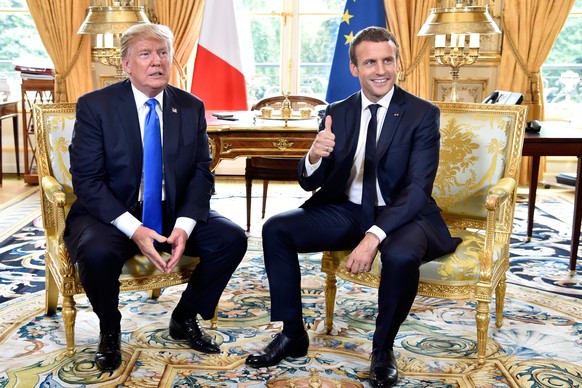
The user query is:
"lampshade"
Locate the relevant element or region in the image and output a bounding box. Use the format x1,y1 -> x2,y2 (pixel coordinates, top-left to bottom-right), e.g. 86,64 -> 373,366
77,5 -> 150,35
418,5 -> 500,36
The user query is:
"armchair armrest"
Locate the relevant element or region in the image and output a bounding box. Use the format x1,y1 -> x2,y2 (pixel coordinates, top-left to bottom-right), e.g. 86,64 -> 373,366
480,177 -> 516,282
486,177 -> 516,209
41,176 -> 70,244
42,176 -> 67,208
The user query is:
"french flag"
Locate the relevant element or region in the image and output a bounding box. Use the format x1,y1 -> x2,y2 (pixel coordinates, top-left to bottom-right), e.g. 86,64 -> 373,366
191,0 -> 248,110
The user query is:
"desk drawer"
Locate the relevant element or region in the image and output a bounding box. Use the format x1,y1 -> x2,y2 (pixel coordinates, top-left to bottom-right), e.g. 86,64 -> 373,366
209,133 -> 314,158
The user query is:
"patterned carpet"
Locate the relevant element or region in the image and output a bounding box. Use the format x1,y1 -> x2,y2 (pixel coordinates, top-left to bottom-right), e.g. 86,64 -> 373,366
0,182 -> 580,387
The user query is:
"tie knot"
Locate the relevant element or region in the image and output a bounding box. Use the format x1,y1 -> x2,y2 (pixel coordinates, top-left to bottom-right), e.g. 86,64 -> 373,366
146,98 -> 157,111
368,104 -> 380,117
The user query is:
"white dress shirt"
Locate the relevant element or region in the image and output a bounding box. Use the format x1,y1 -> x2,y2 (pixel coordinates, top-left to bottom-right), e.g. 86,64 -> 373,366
111,85 -> 196,239
305,88 -> 395,241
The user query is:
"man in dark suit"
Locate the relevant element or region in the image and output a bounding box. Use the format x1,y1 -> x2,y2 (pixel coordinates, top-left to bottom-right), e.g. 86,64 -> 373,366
65,24 -> 247,372
245,27 -> 460,387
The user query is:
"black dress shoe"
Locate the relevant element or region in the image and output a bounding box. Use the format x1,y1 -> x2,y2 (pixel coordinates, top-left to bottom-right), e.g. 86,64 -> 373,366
95,331 -> 121,372
369,349 -> 398,387
245,331 -> 309,368
169,316 -> 220,354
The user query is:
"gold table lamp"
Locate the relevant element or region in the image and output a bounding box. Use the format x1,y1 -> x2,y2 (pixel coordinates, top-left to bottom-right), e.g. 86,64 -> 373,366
418,0 -> 500,102
78,1 -> 150,80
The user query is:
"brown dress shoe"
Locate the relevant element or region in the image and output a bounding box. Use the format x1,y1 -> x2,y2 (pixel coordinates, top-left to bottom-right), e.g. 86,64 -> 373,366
95,331 -> 121,372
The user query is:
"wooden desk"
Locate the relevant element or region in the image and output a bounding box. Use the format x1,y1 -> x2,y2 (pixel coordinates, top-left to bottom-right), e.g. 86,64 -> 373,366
206,110 -> 317,171
523,122 -> 582,273
0,100 -> 19,186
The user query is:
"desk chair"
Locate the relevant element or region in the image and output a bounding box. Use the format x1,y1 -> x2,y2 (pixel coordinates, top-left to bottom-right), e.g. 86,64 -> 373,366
33,103 -> 217,356
246,95 -> 326,231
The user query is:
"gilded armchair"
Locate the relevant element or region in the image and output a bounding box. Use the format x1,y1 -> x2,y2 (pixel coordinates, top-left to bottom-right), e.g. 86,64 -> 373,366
321,102 -> 528,364
33,103 -> 215,356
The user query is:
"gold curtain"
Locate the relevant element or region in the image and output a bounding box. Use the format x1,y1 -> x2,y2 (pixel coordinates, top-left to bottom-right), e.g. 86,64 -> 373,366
497,0 -> 575,120
153,0 -> 205,89
384,0 -> 432,99
26,0 -> 92,102
497,0 -> 574,184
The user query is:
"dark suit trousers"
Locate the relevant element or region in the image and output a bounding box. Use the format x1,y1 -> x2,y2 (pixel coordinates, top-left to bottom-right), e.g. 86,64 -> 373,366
262,201 -> 427,350
64,208 -> 247,332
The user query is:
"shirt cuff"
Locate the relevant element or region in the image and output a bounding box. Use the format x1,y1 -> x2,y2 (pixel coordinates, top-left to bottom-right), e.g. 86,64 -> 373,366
304,156 -> 322,176
174,217 -> 196,237
366,225 -> 386,243
111,211 -> 142,239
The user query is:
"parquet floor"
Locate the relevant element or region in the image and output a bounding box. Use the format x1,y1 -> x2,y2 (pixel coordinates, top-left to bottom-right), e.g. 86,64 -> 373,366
0,174 -> 33,204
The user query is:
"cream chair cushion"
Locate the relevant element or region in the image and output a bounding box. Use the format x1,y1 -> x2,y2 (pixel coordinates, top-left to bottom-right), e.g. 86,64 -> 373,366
434,113 -> 513,218
45,109 -> 75,203
330,228 -> 502,286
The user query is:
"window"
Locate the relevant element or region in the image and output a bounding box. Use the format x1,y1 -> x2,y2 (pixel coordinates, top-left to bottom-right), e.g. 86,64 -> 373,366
234,0 -> 344,106
0,0 -> 50,100
542,0 -> 582,122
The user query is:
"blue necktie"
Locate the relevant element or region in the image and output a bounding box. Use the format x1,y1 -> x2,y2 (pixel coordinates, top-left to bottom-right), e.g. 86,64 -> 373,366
361,104 -> 380,233
142,98 -> 163,235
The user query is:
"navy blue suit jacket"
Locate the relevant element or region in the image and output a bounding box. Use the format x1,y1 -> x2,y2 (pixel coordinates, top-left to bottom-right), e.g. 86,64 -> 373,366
67,79 -> 214,228
298,85 -> 459,260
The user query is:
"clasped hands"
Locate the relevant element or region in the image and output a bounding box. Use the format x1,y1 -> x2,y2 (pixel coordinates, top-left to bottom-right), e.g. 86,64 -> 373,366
132,226 -> 188,274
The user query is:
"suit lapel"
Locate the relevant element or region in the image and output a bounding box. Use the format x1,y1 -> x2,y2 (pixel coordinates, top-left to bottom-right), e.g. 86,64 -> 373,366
116,81 -> 142,184
338,92 -> 362,167
162,87 -> 180,162
376,86 -> 405,159
162,86 -> 180,206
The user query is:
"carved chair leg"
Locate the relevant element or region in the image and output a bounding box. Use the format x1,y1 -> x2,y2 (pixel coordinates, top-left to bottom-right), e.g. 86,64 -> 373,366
45,264 -> 58,315
475,299 -> 490,365
261,180 -> 269,219
321,252 -> 338,334
324,271 -> 338,334
495,275 -> 507,328
246,174 -> 252,232
62,295 -> 77,356
210,306 -> 218,329
149,288 -> 162,299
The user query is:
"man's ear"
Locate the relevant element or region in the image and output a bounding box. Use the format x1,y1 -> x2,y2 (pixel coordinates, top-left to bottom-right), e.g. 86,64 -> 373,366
122,59 -> 131,75
349,62 -> 358,77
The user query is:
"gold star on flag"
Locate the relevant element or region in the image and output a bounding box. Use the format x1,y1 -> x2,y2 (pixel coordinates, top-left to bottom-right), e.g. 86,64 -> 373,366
341,9 -> 354,25
344,31 -> 354,45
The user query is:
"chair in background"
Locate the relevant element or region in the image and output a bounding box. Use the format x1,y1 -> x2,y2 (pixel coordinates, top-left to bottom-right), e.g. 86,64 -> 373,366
246,95 -> 326,232
321,102 -> 528,364
33,103 -> 216,356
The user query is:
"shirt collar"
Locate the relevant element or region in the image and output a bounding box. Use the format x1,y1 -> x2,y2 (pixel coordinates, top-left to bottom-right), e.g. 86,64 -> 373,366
131,84 -> 164,111
361,87 -> 394,112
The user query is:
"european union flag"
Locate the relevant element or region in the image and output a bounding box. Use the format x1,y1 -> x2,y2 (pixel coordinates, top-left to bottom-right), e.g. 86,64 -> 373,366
326,0 -> 386,103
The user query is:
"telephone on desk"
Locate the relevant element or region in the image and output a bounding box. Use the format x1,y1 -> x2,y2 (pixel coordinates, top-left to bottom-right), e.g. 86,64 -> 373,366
482,90 -> 540,133
525,120 -> 541,133
482,90 -> 524,105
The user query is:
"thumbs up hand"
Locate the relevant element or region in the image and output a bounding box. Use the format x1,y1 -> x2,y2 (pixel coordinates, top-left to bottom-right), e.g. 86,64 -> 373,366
308,115 -> 335,164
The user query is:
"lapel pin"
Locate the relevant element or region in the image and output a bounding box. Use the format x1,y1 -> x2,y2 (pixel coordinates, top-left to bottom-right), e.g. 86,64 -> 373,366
172,107 -> 177,113
394,113 -> 400,116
